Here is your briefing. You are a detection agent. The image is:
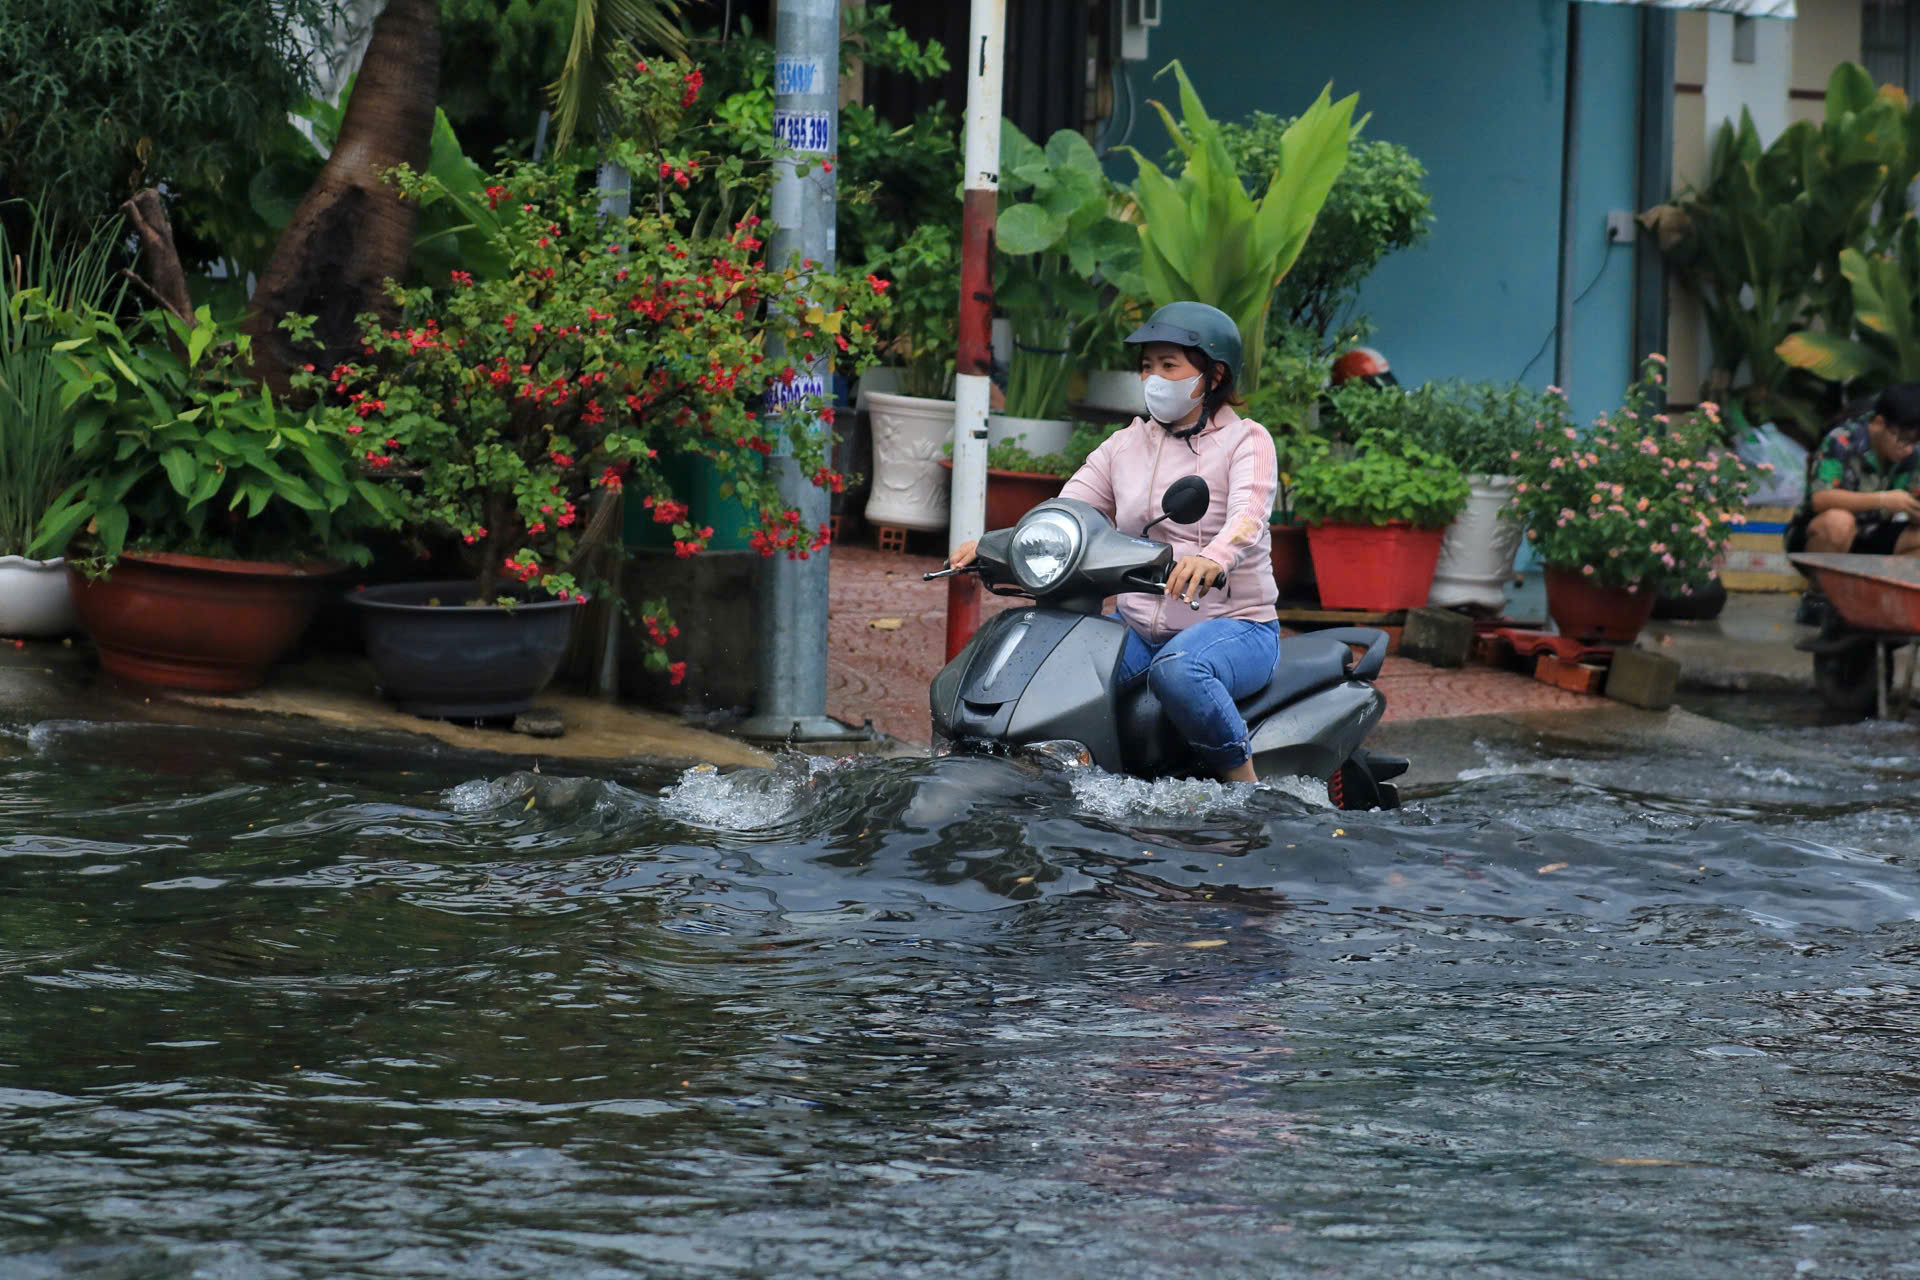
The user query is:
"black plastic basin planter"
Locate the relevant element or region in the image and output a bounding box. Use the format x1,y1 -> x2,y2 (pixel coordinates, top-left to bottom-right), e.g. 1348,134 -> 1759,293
348,580 -> 583,719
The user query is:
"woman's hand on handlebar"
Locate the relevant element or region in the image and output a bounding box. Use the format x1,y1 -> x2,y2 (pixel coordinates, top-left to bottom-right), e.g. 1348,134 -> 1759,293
947,540 -> 979,570
1164,554 -> 1224,605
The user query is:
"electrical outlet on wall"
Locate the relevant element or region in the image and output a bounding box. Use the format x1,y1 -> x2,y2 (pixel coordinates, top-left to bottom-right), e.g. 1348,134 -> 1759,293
1605,210 -> 1635,244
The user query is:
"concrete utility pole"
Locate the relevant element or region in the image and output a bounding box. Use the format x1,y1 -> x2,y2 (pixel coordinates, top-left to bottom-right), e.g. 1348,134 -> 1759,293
741,0 -> 855,742
945,0 -> 1006,661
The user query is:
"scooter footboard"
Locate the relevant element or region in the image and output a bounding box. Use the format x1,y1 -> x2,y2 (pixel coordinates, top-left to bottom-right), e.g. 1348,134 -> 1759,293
1247,681 -> 1385,781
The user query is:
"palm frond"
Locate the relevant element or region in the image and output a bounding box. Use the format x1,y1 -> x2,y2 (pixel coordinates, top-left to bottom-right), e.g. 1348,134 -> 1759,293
549,0 -> 687,158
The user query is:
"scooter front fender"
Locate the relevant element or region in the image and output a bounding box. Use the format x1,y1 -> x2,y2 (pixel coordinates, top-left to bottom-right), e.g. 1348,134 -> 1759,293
930,608 -> 1129,770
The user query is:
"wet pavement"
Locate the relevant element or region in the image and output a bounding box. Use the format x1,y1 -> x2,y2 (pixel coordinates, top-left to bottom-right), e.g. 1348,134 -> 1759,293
823,546 -> 1814,748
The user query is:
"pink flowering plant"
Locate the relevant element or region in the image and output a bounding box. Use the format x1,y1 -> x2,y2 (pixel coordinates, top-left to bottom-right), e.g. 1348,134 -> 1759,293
291,57 -> 888,679
1506,355 -> 1764,593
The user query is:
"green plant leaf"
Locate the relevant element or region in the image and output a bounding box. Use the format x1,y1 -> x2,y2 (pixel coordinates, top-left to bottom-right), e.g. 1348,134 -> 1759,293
997,203 -> 1065,255
158,448 -> 196,497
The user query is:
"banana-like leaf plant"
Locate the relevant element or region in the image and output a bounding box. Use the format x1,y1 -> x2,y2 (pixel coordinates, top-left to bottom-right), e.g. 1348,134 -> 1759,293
1121,60 -> 1358,394
1777,220 -> 1920,386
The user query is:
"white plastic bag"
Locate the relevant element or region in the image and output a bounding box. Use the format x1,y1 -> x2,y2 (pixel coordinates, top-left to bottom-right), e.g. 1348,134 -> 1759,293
1735,421 -> 1807,507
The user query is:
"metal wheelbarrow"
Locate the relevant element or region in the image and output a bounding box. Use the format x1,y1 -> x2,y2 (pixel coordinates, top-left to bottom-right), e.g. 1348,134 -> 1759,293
1788,552 -> 1920,718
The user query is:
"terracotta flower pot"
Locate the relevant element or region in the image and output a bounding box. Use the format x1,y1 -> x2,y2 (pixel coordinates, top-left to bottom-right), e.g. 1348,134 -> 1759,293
1269,523 -> 1310,599
937,461 -> 1068,532
1306,522 -> 1446,611
349,580 -> 584,719
67,552 -> 337,692
1544,567 -> 1656,644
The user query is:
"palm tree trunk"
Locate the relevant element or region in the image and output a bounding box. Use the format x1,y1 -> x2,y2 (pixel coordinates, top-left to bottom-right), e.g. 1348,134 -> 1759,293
246,0 -> 440,394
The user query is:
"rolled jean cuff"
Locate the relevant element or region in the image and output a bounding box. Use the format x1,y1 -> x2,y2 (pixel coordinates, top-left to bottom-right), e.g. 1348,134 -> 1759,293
1188,733 -> 1253,773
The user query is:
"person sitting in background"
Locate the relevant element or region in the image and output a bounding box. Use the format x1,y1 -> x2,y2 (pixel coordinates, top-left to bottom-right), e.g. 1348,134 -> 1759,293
1788,383 -> 1920,625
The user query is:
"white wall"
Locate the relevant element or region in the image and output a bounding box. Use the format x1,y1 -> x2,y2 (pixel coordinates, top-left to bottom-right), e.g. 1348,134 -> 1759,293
1703,12 -> 1794,148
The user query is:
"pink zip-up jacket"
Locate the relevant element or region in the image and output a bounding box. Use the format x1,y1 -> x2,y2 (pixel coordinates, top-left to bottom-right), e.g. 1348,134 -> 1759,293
1057,405 -> 1278,644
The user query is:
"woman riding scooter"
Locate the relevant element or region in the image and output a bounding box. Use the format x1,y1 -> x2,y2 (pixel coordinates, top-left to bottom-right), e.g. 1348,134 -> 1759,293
948,301 -> 1279,783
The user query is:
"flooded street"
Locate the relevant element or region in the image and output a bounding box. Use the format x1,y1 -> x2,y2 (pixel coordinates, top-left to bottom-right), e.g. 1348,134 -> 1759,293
4,713 -> 1920,1278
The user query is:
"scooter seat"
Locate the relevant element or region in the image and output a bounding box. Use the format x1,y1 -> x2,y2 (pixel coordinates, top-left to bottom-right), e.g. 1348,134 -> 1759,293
1115,633 -> 1355,778
1234,634 -> 1355,723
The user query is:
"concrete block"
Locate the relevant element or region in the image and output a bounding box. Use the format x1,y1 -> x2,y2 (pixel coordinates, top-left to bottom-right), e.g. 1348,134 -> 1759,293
1400,607 -> 1475,668
619,549 -> 762,715
1605,646 -> 1680,710
1535,653 -> 1607,695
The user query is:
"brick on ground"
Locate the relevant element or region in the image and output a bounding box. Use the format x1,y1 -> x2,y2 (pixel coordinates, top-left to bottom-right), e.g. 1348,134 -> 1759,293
1534,652 -> 1608,695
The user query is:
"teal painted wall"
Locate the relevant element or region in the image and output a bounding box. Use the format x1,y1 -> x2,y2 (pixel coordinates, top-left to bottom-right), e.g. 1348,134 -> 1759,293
1106,0 -> 1643,427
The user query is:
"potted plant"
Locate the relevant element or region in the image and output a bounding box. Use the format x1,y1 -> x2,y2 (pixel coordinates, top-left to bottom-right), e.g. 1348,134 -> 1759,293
995,119 -> 1141,453
0,204 -> 124,639
304,57 -> 884,717
864,222 -> 961,532
938,423 -> 1118,531
1247,327 -> 1333,600
1406,379 -> 1544,612
1075,295 -> 1149,416
1507,356 -> 1760,644
1290,423 -> 1469,611
28,303 -> 396,690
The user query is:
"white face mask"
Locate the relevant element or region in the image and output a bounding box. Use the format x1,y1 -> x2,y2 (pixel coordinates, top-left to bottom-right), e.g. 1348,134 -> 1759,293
1142,372 -> 1204,424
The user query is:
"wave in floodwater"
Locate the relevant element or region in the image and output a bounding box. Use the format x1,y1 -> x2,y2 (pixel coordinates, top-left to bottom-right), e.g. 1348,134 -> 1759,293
3,715 -> 1920,1279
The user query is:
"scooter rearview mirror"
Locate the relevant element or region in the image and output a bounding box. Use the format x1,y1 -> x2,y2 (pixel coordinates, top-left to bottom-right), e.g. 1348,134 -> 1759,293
1160,475 -> 1210,525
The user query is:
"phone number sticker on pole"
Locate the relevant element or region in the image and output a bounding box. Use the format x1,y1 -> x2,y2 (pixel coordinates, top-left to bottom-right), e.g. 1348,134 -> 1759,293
774,111 -> 834,155
774,56 -> 828,95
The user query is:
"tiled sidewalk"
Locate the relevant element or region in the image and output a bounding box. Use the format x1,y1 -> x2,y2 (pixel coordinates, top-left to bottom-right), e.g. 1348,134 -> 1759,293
826,544 -> 1599,747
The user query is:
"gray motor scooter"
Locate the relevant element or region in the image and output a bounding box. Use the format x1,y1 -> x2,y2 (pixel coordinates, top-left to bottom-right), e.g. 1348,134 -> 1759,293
927,476 -> 1408,808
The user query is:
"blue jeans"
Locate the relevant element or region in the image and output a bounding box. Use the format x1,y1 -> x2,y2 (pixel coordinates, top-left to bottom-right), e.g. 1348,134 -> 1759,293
1114,617 -> 1281,773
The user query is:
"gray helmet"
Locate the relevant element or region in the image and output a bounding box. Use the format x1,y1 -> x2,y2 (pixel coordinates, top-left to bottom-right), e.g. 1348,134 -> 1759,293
1125,301 -> 1244,382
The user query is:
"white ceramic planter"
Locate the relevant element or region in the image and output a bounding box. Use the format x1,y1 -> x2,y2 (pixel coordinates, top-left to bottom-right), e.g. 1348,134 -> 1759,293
986,414 -> 1073,458
854,365 -> 905,412
0,554 -> 79,637
1081,369 -> 1145,415
865,391 -> 955,531
1428,475 -> 1525,610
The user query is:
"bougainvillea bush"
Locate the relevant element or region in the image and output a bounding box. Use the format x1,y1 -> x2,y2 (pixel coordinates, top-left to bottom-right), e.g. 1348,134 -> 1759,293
296,57 -> 888,679
1507,356 -> 1762,594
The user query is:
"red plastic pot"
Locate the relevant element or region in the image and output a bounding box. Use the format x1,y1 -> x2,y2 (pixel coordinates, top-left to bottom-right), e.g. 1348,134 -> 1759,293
939,461 -> 1068,532
67,552 -> 338,692
1544,567 -> 1656,644
1305,522 -> 1445,611
1269,523 -> 1310,600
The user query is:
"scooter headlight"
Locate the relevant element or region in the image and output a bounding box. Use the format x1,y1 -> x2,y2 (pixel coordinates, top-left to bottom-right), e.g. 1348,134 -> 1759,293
1010,509 -> 1082,592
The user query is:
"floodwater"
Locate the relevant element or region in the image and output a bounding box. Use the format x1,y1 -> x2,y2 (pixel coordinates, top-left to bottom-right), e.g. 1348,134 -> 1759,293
4,712 -> 1920,1279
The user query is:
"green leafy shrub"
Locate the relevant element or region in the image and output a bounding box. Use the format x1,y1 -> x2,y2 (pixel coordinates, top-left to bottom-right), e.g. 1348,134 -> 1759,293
1401,379 -> 1554,477
1123,61 -> 1358,393
1207,111 -> 1433,342
29,305 -> 396,567
293,58 -> 888,674
1290,428 -> 1468,529
0,0 -> 347,236
0,203 -> 125,556
1244,325 -> 1332,433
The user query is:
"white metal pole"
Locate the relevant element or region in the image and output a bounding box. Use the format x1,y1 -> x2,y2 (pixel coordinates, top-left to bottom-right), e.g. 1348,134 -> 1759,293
944,0 -> 1005,659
